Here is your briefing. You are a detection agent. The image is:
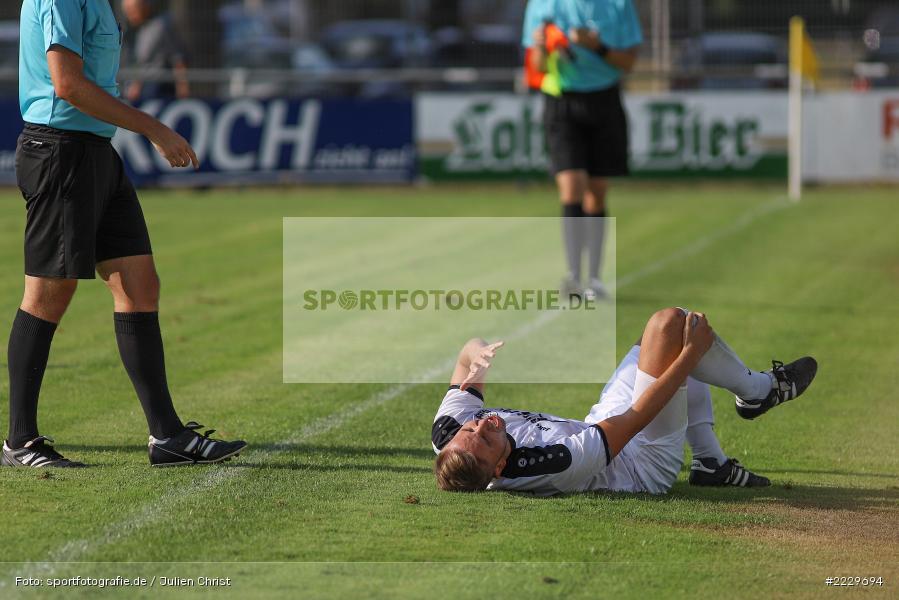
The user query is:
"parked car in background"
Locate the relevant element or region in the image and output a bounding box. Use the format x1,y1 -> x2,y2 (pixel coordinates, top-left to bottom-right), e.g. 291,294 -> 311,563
854,7 -> 899,89
219,2 -> 292,97
854,37 -> 899,89
431,24 -> 521,69
219,1 -> 336,98
430,24 -> 521,91
319,20 -> 432,97
673,32 -> 788,90
290,43 -> 340,96
320,20 -> 432,69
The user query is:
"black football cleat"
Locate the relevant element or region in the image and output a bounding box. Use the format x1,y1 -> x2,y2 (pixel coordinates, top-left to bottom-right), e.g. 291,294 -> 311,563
735,357 -> 818,420
689,457 -> 770,487
149,421 -> 246,467
1,436 -> 86,468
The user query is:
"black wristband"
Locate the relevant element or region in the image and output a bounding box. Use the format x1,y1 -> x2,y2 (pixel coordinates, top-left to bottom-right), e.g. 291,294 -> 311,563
596,43 -> 610,58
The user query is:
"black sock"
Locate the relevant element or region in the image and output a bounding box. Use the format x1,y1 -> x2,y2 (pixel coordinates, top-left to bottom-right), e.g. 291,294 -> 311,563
7,309 -> 57,449
114,312 -> 183,439
585,208 -> 607,280
562,203 -> 585,281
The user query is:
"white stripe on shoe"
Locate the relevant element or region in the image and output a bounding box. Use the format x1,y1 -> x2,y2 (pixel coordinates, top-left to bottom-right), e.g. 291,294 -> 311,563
201,440 -> 217,459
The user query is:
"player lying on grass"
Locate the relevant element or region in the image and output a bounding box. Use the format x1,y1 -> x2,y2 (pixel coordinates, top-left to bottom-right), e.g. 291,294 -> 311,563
432,308 -> 817,494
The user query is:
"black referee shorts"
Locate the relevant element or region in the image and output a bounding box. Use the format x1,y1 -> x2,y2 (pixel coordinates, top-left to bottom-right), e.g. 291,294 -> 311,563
14,124 -> 152,280
543,85 -> 630,177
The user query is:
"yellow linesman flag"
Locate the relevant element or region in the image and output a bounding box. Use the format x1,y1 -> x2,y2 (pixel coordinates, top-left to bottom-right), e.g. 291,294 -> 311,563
790,16 -> 820,84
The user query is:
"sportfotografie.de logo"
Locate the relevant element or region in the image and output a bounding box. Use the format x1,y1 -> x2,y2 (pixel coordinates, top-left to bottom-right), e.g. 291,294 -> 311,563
302,289 -> 597,311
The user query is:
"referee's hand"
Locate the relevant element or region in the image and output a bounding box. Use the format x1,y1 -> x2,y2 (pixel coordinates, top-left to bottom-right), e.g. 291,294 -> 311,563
149,123 -> 200,169
569,27 -> 601,51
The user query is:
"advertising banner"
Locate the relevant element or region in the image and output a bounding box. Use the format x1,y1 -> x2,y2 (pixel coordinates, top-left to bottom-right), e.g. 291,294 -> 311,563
0,97 -> 416,186
3,92 -> 899,186
804,91 -> 899,182
416,92 -> 789,180
0,98 -> 17,186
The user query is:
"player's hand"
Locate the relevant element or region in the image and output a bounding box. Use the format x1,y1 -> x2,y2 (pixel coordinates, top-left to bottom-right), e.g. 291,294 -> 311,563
532,26 -> 547,48
149,123 -> 199,169
569,27 -> 601,51
682,312 -> 714,363
460,341 -> 504,392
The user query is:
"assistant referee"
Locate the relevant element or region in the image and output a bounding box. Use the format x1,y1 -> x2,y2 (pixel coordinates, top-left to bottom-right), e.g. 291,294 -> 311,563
523,0 -> 642,299
3,0 -> 245,468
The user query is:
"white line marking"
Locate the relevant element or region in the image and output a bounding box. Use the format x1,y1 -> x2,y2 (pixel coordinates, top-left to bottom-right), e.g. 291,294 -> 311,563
8,198 -> 789,579
615,198 -> 789,289
10,363 -> 451,579
505,197 -> 790,344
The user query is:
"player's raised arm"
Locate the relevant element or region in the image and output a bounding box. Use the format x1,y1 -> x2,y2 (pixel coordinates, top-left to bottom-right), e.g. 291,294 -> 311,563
450,339 -> 505,394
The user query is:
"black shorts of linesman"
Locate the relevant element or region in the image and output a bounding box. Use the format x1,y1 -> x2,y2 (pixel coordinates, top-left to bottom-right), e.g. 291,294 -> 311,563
523,0 -> 642,300
3,0 -> 245,469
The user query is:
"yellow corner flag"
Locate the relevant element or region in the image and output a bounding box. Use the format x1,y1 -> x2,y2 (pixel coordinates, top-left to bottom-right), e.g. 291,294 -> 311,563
790,16 -> 819,85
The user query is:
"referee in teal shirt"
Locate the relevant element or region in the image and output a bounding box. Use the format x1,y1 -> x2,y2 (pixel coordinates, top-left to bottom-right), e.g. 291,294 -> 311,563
4,0 -> 245,468
523,0 -> 642,300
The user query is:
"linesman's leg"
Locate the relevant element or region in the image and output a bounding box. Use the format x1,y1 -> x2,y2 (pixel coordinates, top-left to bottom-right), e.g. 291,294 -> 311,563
95,153 -> 245,466
6,277 -> 77,449
544,94 -> 589,295
98,254 -> 183,439
583,177 -> 608,297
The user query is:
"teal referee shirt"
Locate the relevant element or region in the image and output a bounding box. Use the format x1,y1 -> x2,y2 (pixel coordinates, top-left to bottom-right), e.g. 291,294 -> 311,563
19,0 -> 122,138
522,0 -> 643,92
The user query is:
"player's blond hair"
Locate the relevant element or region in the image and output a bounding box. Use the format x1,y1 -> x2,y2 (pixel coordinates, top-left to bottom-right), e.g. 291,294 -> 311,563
434,448 -> 494,492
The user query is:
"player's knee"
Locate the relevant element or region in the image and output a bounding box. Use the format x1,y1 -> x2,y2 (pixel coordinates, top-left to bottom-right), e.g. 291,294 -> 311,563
142,272 -> 161,306
585,180 -> 608,212
556,170 -> 587,203
56,279 -> 79,299
28,277 -> 76,299
583,193 -> 604,214
648,307 -> 686,337
149,272 -> 161,298
22,279 -> 78,321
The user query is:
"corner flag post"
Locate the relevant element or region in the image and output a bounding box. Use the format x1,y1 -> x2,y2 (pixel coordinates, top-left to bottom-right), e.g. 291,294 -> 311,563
788,16 -> 819,202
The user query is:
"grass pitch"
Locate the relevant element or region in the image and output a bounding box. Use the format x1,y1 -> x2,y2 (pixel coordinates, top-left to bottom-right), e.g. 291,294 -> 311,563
0,182 -> 897,599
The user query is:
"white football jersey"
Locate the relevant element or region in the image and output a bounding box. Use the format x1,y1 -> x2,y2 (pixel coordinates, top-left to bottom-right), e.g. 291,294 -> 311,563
432,386 -> 636,496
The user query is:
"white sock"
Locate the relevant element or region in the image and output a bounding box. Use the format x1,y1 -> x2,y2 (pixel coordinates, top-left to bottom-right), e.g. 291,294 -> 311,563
685,378 -> 727,465
690,333 -> 773,400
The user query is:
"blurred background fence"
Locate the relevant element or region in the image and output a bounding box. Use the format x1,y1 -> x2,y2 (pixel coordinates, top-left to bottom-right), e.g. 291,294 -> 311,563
1,1 -> 898,187
1,0 -> 897,97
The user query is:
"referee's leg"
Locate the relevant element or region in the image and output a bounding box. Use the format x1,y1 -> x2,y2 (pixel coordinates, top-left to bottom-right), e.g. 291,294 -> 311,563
556,169 -> 589,287
583,177 -> 607,215
583,177 -> 609,289
6,277 -> 78,448
97,255 -> 184,439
